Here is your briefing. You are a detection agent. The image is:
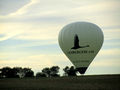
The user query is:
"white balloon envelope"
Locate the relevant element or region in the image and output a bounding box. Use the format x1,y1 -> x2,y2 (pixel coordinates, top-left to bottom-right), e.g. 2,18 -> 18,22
58,22 -> 104,74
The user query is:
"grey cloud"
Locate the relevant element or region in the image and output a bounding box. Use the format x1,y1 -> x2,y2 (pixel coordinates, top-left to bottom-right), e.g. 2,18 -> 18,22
0,0 -> 31,15
0,16 -> 67,23
0,34 -> 5,38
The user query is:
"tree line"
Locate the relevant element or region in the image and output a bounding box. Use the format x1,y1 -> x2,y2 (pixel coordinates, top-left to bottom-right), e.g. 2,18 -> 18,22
0,66 -> 79,78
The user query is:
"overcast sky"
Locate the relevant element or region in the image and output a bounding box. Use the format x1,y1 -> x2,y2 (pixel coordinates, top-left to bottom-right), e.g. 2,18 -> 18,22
0,0 -> 120,75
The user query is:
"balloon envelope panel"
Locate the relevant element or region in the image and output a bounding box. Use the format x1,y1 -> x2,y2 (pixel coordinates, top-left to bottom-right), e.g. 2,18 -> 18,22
58,22 -> 104,74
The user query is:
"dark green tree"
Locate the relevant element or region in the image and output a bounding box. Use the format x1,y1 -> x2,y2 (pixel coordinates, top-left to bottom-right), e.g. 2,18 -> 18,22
23,68 -> 34,77
1,67 -> 12,78
50,66 -> 60,77
41,66 -> 60,77
63,66 -> 77,76
36,72 -> 46,77
42,67 -> 51,77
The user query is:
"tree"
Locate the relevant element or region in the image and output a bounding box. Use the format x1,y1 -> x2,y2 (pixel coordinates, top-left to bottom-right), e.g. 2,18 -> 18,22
50,66 -> 60,77
41,66 -> 60,77
12,67 -> 23,78
63,66 -> 69,76
42,67 -> 51,77
15,67 -> 25,78
36,72 -> 46,77
0,67 -> 34,78
1,67 -> 24,78
1,67 -> 12,78
69,66 -> 77,76
23,68 -> 34,77
0,69 -> 2,78
63,66 -> 77,76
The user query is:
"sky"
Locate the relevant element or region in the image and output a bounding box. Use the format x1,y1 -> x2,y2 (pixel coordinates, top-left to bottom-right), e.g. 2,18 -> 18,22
0,0 -> 120,75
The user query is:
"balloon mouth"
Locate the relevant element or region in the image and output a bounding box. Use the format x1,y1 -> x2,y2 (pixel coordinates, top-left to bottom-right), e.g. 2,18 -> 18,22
76,67 -> 87,74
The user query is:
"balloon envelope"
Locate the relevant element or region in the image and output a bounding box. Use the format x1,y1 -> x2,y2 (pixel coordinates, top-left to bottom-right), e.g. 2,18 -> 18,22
58,22 -> 104,74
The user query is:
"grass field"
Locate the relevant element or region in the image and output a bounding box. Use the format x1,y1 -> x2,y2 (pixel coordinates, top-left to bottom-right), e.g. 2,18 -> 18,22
0,74 -> 120,90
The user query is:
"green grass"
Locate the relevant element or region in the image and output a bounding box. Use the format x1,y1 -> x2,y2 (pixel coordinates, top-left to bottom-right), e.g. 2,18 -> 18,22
0,74 -> 120,90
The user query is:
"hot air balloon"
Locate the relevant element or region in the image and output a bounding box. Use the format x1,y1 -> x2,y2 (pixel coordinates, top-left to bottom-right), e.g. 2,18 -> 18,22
58,22 -> 104,74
